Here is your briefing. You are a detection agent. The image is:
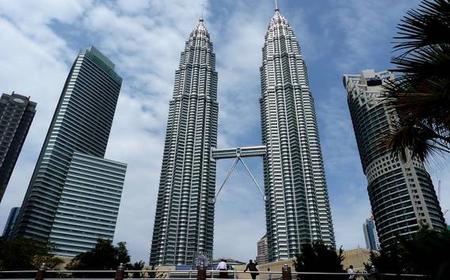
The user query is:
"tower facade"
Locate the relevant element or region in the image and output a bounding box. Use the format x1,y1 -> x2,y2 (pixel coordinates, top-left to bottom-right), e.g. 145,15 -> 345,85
14,47 -> 127,256
0,93 -> 36,202
256,234 -> 269,264
260,8 -> 335,261
363,217 -> 380,251
344,69 -> 446,249
150,19 -> 218,265
2,207 -> 20,238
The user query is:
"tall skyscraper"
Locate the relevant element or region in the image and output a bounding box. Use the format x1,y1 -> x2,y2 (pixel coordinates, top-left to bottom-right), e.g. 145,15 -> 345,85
2,207 -> 20,238
259,7 -> 335,261
150,19 -> 218,265
363,217 -> 380,251
14,47 -> 127,256
344,69 -> 446,249
0,93 -> 36,202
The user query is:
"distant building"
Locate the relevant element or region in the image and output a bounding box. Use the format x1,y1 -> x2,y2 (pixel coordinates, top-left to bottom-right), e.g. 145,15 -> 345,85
344,69 -> 446,250
363,217 -> 380,251
0,93 -> 36,202
2,207 -> 20,238
211,258 -> 245,268
256,234 -> 268,264
14,47 -> 127,257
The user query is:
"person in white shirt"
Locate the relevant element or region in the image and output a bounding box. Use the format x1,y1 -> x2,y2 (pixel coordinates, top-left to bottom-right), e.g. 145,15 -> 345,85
216,259 -> 228,279
347,265 -> 355,280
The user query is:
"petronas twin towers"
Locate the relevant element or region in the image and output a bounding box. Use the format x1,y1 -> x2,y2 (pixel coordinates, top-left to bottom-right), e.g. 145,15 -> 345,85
150,7 -> 334,265
150,19 -> 218,265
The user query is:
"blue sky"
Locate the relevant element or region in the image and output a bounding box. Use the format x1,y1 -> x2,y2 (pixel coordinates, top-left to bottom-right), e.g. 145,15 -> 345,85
0,0 -> 449,263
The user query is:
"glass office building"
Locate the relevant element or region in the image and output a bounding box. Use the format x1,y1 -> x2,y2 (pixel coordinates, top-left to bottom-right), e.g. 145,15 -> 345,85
363,217 -> 380,251
344,70 -> 446,249
2,207 -> 20,238
14,47 -> 127,256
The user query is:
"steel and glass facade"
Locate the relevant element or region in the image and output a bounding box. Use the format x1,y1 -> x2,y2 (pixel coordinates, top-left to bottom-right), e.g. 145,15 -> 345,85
14,47 -> 126,256
260,9 -> 335,261
0,93 -> 36,202
363,217 -> 380,251
49,152 -> 126,256
2,207 -> 20,238
150,19 -> 218,265
344,69 -> 446,249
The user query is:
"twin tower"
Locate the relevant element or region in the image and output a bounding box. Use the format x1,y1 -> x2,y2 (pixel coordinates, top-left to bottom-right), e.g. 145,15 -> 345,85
150,8 -> 335,265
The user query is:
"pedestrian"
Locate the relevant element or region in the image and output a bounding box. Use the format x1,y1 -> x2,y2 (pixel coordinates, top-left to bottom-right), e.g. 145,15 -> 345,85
267,268 -> 272,280
217,259 -> 228,279
347,265 -> 355,280
244,259 -> 259,280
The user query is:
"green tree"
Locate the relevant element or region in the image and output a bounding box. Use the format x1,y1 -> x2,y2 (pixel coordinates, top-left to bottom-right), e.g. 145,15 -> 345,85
66,239 -> 131,270
293,241 -> 345,280
0,237 -> 62,270
386,0 -> 450,161
126,261 -> 145,278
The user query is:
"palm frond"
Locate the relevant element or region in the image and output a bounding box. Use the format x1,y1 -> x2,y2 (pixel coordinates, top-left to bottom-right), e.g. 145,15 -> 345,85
393,0 -> 450,54
387,122 -> 450,161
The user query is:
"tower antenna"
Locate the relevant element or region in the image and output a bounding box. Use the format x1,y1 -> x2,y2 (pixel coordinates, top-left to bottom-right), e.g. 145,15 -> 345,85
200,1 -> 205,21
275,0 -> 279,11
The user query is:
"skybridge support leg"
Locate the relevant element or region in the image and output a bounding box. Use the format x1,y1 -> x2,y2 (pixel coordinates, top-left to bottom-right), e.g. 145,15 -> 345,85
212,145 -> 266,203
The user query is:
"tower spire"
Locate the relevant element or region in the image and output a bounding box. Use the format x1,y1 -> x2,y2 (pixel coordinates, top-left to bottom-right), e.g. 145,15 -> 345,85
275,0 -> 279,11
200,1 -> 205,21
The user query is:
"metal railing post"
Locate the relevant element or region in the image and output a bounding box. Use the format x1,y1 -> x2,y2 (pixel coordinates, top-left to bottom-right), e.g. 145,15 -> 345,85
115,263 -> 125,280
282,265 -> 292,280
35,263 -> 46,280
197,266 -> 207,280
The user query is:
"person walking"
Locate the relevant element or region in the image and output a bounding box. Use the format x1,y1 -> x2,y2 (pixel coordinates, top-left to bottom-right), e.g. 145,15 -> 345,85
244,259 -> 259,280
216,259 -> 228,279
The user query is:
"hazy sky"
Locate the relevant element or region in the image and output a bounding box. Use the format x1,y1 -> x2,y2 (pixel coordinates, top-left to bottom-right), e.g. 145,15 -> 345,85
0,0 -> 448,263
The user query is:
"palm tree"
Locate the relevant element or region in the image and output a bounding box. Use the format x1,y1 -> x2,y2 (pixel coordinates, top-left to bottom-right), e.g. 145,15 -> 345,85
386,0 -> 450,161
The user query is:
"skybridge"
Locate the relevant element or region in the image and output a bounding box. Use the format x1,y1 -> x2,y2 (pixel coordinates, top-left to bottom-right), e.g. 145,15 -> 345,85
211,145 -> 266,203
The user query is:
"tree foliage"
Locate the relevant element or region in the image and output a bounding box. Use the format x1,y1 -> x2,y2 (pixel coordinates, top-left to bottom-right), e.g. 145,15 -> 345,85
386,0 -> 450,161
66,239 -> 131,270
293,241 -> 345,280
126,261 -> 145,278
0,237 -> 62,270
369,228 -> 450,279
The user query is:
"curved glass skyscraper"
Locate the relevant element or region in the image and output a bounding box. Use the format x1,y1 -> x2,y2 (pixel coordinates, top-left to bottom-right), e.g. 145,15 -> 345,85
260,8 -> 335,261
344,69 -> 446,249
150,19 -> 218,265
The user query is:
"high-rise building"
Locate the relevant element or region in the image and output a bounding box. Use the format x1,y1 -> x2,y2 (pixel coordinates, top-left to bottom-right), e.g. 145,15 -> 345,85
344,69 -> 446,249
14,47 -> 127,257
259,7 -> 335,261
150,19 -> 218,265
256,234 -> 268,264
363,217 -> 380,251
2,207 -> 20,238
0,93 -> 36,202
